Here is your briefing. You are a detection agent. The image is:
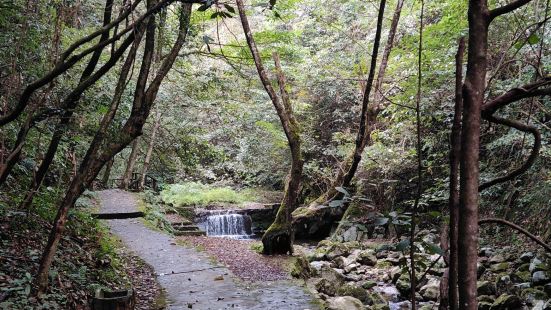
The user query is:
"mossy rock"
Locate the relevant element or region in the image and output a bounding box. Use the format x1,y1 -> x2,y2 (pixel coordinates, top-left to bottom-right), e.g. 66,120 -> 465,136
478,295 -> 496,303
490,262 -> 510,273
479,301 -> 493,310
362,280 -> 377,289
516,263 -> 530,272
291,255 -> 314,279
489,294 -> 523,310
315,278 -> 337,296
520,288 -> 548,302
511,271 -> 531,283
478,281 -> 497,296
365,291 -> 387,307
336,284 -> 368,302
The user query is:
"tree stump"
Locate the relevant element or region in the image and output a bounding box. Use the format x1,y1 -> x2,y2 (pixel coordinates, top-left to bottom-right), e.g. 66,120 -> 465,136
91,288 -> 135,310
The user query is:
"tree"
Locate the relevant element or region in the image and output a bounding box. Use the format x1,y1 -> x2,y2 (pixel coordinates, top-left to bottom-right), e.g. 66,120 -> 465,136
236,0 -> 303,254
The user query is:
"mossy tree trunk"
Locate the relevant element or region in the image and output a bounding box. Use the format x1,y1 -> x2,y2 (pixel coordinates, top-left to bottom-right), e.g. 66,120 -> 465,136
236,0 -> 303,255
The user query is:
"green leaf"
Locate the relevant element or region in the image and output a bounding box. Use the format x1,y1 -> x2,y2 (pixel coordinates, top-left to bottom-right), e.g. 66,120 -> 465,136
210,12 -> 219,19
224,4 -> 236,13
424,242 -> 444,255
372,217 -> 389,226
527,33 -> 540,45
395,239 -> 410,251
335,186 -> 349,196
328,200 -> 344,208
197,4 -> 209,11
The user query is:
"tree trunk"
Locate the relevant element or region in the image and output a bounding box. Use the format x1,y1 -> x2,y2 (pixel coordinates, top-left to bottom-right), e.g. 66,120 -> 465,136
102,159 -> 114,188
140,109 -> 161,190
458,2 -> 488,309
446,37 -> 465,310
121,138 -> 140,190
236,0 -> 303,255
35,1 -> 192,294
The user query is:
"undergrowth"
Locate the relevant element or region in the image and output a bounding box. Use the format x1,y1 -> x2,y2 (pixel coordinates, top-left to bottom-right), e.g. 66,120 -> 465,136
0,190 -> 131,309
160,182 -> 255,207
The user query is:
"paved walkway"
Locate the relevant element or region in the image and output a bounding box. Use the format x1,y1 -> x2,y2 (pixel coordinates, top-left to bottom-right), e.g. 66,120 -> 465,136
98,190 -> 317,310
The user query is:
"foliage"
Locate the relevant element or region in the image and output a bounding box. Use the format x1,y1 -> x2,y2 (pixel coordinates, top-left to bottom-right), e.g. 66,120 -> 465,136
160,182 -> 255,207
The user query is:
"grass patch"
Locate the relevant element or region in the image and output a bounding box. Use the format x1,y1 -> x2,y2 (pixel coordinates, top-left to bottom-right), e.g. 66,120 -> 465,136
160,182 -> 255,207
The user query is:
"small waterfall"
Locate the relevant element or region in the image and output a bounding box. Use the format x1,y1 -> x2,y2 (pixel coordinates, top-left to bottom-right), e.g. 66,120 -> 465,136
203,211 -> 253,239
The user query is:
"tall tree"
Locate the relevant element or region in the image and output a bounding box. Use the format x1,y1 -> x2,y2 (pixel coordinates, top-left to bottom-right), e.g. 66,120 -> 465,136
35,1 -> 193,293
236,0 -> 303,254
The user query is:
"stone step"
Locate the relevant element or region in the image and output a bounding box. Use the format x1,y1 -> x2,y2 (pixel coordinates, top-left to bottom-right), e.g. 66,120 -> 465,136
174,230 -> 206,236
170,220 -> 193,226
172,224 -> 201,232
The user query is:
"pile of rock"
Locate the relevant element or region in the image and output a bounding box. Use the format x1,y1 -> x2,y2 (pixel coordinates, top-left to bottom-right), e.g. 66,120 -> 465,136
292,236 -> 551,310
476,247 -> 551,310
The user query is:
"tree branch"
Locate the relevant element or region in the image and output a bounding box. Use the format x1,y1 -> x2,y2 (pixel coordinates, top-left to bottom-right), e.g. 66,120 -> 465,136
479,218 -> 551,252
489,0 -> 534,21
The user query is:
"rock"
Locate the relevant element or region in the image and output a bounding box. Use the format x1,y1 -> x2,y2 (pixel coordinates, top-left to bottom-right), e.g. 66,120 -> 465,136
320,265 -> 345,285
490,254 -> 507,264
291,255 -> 314,279
479,301 -> 493,310
362,280 -> 377,289
396,276 -> 410,296
491,262 -> 510,272
520,288 -> 548,305
480,247 -> 496,257
517,263 -> 530,272
326,296 -> 366,310
478,263 -> 487,279
214,275 -> 224,281
511,271 -> 531,283
315,278 -> 338,296
531,300 -> 551,310
358,250 -> 377,266
333,256 -> 353,269
365,291 -> 387,307
530,258 -> 543,273
520,252 -> 535,263
478,281 -> 497,296
374,285 -> 400,302
344,263 -> 360,274
496,275 -> 512,295
419,279 -> 440,301
310,261 -> 331,273
478,295 -> 496,303
389,266 -> 401,283
341,225 -> 366,242
543,283 -> 551,296
532,271 -> 551,286
336,284 -> 368,302
344,273 -> 362,282
490,294 -> 523,310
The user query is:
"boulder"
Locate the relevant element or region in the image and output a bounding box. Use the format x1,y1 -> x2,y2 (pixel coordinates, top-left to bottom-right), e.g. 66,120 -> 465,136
315,278 -> 338,296
358,250 -> 377,266
478,295 -> 496,304
490,254 -> 507,264
480,247 -> 496,257
511,271 -> 531,283
478,301 -> 493,310
326,296 -> 366,310
520,288 -> 548,305
365,291 -> 388,307
531,300 -> 551,310
532,271 -> 551,286
543,283 -> 551,296
291,255 -> 314,279
320,265 -> 345,285
496,275 -> 513,295
530,258 -> 543,273
519,252 -> 534,263
419,279 -> 440,301
310,261 -> 331,273
362,280 -> 377,289
478,281 -> 497,296
489,294 -> 523,310
478,263 -> 487,279
491,262 -> 510,272
336,284 -> 369,302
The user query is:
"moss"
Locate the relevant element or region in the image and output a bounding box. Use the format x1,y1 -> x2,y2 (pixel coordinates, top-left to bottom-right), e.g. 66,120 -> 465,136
249,242 -> 264,254
290,255 -> 313,279
336,284 -> 368,302
160,182 -> 255,207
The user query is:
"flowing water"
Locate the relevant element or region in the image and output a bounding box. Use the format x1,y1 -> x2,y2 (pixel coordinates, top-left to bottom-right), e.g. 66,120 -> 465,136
200,210 -> 253,239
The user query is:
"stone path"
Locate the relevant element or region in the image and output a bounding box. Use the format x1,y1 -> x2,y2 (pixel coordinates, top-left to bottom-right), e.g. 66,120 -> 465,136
98,189 -> 317,310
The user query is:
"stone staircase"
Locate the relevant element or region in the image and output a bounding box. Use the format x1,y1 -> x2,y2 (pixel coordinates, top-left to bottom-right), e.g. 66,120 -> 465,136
171,221 -> 206,236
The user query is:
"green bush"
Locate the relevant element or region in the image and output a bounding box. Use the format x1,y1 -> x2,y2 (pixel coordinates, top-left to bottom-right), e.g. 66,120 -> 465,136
160,182 -> 253,206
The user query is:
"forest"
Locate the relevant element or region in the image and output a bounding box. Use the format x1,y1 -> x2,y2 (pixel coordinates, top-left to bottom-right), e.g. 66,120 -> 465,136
0,0 -> 550,309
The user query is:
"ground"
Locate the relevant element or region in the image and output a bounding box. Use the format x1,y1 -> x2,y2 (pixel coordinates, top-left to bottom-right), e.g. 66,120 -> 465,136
99,189 -> 317,309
